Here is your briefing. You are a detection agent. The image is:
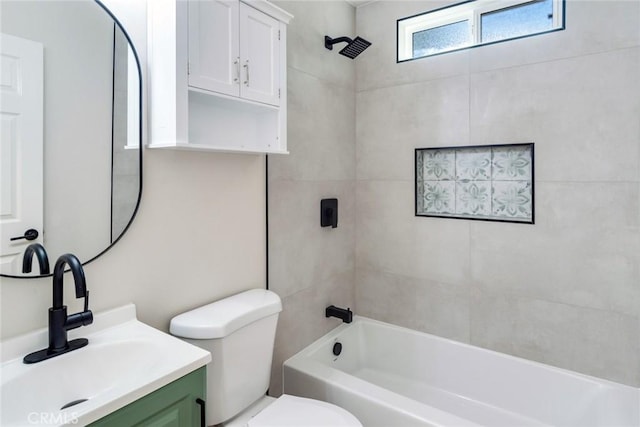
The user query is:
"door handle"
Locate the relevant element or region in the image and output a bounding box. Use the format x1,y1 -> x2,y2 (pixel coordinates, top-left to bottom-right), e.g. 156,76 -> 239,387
243,60 -> 250,87
196,398 -> 206,427
233,57 -> 240,83
10,228 -> 39,241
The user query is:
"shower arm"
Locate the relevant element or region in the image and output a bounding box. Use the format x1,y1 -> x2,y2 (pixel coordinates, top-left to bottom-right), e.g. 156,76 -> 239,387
325,36 -> 353,50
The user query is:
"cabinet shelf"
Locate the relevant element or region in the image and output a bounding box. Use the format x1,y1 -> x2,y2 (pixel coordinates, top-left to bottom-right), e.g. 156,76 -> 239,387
188,86 -> 280,111
147,0 -> 292,154
147,89 -> 286,153
149,142 -> 289,155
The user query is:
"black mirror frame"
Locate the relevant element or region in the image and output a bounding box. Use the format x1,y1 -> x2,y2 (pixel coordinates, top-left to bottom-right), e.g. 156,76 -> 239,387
2,0 -> 143,279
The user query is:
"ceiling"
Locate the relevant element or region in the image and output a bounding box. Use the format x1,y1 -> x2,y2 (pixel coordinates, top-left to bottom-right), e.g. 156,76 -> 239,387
345,0 -> 376,7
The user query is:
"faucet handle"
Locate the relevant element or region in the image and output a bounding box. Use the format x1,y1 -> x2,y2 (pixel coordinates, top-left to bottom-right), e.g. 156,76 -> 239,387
65,290 -> 93,331
65,310 -> 93,330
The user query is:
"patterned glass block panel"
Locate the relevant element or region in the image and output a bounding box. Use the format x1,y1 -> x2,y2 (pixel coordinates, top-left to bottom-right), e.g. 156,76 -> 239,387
456,181 -> 491,216
416,143 -> 534,223
492,145 -> 533,180
416,179 -> 425,213
423,181 -> 455,214
481,0 -> 554,44
412,20 -> 471,58
416,150 -> 424,182
492,181 -> 533,219
456,149 -> 491,180
422,148 -> 455,180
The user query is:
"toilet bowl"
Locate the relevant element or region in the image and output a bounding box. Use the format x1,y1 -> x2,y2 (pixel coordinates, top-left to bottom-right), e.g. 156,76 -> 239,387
170,289 -> 362,427
224,395 -> 361,427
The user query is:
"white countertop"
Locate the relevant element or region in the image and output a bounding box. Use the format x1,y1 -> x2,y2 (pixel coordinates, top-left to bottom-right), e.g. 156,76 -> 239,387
0,304 -> 211,426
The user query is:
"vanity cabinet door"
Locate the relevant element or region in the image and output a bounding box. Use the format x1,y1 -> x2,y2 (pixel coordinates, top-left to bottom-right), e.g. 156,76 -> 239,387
88,368 -> 206,427
239,2 -> 280,106
188,0 -> 240,97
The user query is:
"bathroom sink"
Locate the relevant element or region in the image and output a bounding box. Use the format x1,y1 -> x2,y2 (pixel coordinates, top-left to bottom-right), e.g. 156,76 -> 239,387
0,304 -> 211,426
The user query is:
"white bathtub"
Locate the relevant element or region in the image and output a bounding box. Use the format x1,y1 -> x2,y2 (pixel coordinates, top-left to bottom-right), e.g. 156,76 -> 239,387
283,316 -> 639,427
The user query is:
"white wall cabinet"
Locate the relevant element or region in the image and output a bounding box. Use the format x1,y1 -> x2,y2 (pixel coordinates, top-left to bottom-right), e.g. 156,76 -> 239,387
148,0 -> 292,154
187,0 -> 239,98
239,3 -> 280,106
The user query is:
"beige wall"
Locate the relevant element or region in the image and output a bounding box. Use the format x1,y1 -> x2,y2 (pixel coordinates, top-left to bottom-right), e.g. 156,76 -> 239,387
0,0 -> 266,341
355,0 -> 640,386
268,0 -> 357,396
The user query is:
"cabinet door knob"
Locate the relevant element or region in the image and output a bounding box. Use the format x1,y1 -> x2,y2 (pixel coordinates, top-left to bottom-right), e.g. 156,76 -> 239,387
233,57 -> 240,83
243,60 -> 250,86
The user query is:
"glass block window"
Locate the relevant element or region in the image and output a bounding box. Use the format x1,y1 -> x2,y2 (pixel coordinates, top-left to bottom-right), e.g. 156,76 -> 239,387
415,143 -> 534,224
398,0 -> 564,61
481,0 -> 554,43
413,20 -> 471,57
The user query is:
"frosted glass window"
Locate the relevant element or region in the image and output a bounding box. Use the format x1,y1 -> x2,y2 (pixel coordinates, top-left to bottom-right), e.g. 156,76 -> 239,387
398,0 -> 564,62
413,21 -> 470,57
481,0 -> 554,43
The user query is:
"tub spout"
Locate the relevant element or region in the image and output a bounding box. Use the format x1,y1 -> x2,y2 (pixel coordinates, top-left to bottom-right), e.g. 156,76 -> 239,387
326,305 -> 353,323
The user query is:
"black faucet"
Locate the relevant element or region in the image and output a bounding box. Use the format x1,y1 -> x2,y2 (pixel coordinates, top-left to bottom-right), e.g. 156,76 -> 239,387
325,305 -> 353,323
22,243 -> 50,275
24,254 -> 93,364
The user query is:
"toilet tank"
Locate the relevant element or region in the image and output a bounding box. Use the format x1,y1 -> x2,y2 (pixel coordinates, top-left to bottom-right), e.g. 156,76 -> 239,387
170,289 -> 282,425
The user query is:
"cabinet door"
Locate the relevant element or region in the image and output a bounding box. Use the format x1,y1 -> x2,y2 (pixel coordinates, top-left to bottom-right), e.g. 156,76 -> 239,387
88,368 -> 206,427
188,0 -> 240,97
239,3 -> 280,106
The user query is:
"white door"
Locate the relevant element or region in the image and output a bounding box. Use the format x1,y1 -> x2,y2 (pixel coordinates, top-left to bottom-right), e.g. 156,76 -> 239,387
0,34 -> 44,274
188,0 -> 240,97
239,3 -> 280,106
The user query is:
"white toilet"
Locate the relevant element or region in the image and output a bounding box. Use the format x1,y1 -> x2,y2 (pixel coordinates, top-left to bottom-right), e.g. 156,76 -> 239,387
170,289 -> 362,427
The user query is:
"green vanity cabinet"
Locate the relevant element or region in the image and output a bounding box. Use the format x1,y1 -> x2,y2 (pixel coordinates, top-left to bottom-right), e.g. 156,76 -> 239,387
89,367 -> 206,427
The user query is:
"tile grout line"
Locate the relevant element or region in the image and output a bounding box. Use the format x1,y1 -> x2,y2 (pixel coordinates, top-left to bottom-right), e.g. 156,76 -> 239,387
361,262 -> 639,322
353,178 -> 640,184
467,72 -> 473,342
288,65 -> 356,92
469,284 -> 640,321
355,45 -> 640,94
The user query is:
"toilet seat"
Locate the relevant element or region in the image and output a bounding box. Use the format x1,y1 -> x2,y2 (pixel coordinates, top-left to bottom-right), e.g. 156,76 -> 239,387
248,395 -> 362,427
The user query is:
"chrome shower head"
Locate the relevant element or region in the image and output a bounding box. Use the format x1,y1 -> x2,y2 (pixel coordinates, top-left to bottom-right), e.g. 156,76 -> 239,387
324,35 -> 372,59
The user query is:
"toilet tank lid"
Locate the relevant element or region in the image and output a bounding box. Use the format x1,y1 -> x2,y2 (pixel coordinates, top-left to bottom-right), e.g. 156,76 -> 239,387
170,289 -> 282,339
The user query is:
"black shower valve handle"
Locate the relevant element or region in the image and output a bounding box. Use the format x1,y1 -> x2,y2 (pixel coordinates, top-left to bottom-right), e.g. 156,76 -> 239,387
324,207 -> 336,225
320,198 -> 338,228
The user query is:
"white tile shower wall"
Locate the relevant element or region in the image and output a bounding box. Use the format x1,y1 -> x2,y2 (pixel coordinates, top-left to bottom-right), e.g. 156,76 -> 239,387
355,0 -> 640,386
267,1 -> 357,396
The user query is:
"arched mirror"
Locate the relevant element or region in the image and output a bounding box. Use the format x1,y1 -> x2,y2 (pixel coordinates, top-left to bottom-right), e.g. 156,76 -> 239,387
0,0 -> 142,278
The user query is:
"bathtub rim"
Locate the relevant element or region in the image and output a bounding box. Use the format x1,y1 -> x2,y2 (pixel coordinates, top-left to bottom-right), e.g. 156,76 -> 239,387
283,316 -> 640,427
284,315 -> 639,394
